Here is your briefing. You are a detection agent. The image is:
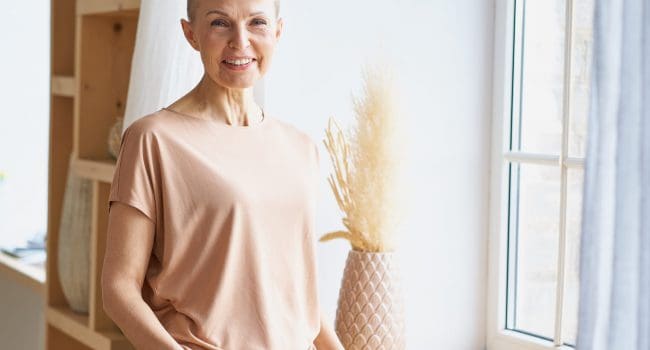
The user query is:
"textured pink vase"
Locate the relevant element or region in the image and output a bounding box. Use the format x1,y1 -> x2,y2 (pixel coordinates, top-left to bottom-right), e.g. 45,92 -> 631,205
335,249 -> 406,350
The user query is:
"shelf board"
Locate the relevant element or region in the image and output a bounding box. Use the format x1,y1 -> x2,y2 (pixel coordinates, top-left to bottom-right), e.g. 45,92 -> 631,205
73,158 -> 116,183
0,251 -> 45,296
77,0 -> 140,16
47,304 -> 132,350
51,75 -> 76,97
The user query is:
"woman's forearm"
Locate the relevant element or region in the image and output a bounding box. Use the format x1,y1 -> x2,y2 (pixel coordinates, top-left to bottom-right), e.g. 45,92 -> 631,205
313,312 -> 345,350
103,285 -> 183,350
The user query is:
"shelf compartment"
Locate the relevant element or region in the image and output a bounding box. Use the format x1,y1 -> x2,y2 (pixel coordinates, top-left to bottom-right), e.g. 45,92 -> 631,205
52,75 -> 76,97
77,0 -> 140,16
76,11 -> 137,160
47,304 -> 133,350
73,158 -> 116,183
51,0 -> 76,76
47,323 -> 93,350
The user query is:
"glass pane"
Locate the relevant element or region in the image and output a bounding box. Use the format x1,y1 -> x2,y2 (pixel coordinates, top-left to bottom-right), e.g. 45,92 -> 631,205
568,0 -> 595,158
507,162 -> 560,339
562,168 -> 584,346
515,0 -> 566,155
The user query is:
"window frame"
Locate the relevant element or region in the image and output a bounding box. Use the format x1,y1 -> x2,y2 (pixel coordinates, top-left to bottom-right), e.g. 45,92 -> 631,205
486,0 -> 585,349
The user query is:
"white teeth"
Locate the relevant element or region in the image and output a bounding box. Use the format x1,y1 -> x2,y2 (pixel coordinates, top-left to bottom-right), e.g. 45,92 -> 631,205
225,58 -> 253,65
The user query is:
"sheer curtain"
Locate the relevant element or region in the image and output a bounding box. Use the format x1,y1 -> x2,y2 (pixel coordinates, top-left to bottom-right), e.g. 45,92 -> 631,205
577,0 -> 649,349
122,0 -> 203,131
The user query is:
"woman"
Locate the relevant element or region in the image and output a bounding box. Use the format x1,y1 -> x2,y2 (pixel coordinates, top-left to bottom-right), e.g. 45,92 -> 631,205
101,1 -> 344,349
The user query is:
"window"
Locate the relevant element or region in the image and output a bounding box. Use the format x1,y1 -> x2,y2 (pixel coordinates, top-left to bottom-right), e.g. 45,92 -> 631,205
487,0 -> 593,349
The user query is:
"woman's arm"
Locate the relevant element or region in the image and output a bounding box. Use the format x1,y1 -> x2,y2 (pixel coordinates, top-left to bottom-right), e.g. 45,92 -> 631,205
101,202 -> 183,350
313,311 -> 345,350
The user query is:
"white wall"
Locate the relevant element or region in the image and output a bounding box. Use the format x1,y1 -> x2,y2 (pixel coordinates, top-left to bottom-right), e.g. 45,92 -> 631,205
265,0 -> 495,348
0,274 -> 45,350
0,1 -> 50,349
0,1 -> 50,246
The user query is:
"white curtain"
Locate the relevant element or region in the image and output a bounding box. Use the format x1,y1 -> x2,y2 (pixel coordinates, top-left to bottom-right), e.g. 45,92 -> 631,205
577,0 -> 649,349
122,0 -> 203,132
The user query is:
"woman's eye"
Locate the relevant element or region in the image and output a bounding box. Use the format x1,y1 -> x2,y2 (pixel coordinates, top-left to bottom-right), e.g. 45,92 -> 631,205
211,19 -> 229,27
251,19 -> 267,26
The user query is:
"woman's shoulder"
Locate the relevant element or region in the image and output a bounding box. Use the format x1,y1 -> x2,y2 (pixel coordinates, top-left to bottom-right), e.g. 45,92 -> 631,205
122,109 -> 172,136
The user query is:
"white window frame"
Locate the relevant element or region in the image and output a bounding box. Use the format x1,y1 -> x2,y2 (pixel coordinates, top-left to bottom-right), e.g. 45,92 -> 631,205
486,0 -> 585,349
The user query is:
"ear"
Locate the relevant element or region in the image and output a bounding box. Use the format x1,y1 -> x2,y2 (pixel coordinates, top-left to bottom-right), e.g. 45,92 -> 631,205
274,17 -> 284,42
180,19 -> 200,51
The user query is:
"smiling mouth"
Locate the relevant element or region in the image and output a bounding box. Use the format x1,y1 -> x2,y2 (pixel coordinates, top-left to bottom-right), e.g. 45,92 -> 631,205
222,58 -> 257,66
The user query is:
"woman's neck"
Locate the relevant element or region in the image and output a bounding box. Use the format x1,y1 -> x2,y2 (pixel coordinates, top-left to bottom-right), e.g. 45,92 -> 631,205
174,74 -> 262,126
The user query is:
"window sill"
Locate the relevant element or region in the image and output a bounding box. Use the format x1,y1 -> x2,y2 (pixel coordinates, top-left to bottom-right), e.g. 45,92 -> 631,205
488,329 -> 575,350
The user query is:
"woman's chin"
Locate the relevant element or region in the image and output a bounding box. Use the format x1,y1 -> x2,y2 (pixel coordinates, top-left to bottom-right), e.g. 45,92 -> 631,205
212,75 -> 259,90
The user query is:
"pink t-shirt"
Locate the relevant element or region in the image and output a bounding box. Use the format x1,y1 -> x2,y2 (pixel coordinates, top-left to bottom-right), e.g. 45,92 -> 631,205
107,108 -> 321,350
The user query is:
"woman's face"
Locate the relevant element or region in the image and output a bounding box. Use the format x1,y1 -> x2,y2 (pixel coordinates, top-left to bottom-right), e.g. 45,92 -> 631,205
181,0 -> 283,90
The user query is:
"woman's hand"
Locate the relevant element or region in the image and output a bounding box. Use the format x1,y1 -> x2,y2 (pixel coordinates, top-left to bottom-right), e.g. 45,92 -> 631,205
313,312 -> 345,350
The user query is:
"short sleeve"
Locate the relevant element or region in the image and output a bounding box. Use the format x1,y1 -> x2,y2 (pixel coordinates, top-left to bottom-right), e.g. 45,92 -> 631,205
108,122 -> 159,223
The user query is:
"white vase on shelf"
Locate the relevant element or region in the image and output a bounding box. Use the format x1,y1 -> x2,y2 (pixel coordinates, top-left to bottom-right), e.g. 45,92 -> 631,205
57,156 -> 93,314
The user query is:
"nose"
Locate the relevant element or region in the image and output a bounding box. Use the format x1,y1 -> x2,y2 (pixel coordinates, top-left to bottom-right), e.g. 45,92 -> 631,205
228,24 -> 250,50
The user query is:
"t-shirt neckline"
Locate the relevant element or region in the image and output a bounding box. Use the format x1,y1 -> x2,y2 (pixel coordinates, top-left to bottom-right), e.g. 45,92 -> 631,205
160,107 -> 269,129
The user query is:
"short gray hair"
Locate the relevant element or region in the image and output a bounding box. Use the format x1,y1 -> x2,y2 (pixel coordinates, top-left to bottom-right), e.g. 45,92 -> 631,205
187,0 -> 280,21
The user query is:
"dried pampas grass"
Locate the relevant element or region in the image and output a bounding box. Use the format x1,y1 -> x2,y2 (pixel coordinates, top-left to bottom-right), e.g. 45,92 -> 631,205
319,64 -> 406,252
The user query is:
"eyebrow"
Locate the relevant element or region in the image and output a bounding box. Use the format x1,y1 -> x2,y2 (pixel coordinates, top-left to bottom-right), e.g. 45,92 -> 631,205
205,9 -> 267,17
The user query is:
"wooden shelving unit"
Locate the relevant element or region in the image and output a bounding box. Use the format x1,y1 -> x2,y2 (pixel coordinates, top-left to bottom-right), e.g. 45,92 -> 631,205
48,0 -> 138,348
